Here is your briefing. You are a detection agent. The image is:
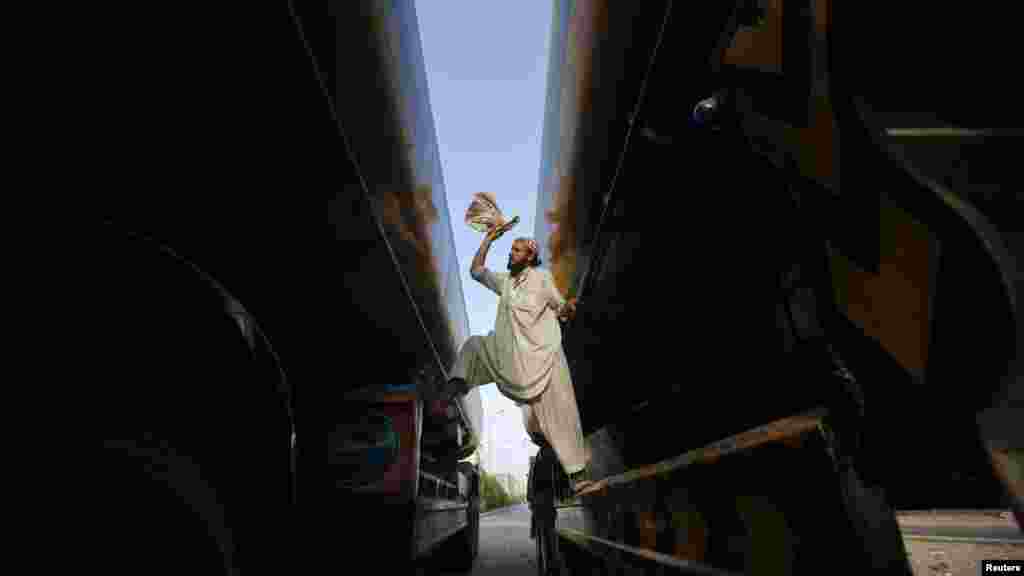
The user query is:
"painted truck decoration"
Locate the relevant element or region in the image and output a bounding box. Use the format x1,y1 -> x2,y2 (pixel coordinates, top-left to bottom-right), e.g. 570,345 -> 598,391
330,409 -> 401,489
331,386 -> 425,499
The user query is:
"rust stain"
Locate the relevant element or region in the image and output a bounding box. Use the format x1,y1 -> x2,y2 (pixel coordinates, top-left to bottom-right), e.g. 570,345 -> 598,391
815,0 -> 830,36
781,434 -> 805,449
637,510 -> 658,550
786,0 -> 838,190
700,449 -> 723,466
632,462 -> 663,480
375,184 -> 442,296
697,416 -> 818,463
583,411 -> 825,494
672,510 -> 708,563
986,446 -> 1023,504
788,95 -> 839,188
724,0 -> 784,74
546,173 -> 579,297
832,203 -> 935,378
545,2 -> 607,300
726,0 -> 837,192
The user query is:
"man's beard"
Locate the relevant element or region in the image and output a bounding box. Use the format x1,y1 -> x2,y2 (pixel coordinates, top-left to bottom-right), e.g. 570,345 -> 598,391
507,259 -> 527,275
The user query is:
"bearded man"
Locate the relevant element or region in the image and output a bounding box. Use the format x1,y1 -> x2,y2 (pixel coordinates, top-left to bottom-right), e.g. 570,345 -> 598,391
444,225 -> 591,493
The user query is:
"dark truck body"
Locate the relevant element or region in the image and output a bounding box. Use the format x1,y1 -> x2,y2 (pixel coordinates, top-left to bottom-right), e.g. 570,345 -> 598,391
528,1 -> 1022,574
93,0 -> 1018,573
98,0 -> 483,571
321,0 -> 484,567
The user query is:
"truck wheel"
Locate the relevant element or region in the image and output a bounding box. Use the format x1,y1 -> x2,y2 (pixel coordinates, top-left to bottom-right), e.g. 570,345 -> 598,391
535,524 -> 547,576
467,497 -> 480,560
441,497 -> 479,572
535,520 -> 561,576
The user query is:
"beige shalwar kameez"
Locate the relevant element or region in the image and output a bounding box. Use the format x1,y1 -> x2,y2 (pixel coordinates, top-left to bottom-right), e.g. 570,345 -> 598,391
452,266 -> 588,475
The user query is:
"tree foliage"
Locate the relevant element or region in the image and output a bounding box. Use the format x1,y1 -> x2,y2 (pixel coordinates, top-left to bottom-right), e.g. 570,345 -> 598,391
479,471 -> 515,511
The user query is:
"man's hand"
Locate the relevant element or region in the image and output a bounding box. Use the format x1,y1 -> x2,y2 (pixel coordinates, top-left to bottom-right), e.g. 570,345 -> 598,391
558,298 -> 578,322
485,220 -> 514,244
485,225 -> 503,244
473,226 -> 501,273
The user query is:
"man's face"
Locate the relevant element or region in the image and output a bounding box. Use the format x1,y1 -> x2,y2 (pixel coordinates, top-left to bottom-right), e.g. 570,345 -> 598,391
508,241 -> 532,270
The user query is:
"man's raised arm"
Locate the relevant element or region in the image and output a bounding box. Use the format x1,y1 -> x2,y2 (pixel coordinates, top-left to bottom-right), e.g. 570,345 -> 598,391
470,226 -> 502,281
470,228 -> 508,296
470,236 -> 492,280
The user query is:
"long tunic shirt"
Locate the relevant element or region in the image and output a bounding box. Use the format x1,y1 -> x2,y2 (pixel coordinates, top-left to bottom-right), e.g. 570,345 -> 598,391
469,265 -> 567,403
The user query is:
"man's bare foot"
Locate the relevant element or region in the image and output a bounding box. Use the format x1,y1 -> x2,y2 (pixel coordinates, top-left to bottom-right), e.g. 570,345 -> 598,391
569,469 -> 593,494
572,479 -> 595,494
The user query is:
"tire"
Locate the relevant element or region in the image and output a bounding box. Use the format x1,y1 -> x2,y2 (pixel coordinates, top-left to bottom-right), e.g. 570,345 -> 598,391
535,520 -> 562,576
535,524 -> 547,576
531,445 -> 562,576
466,497 -> 480,561
441,497 -> 479,572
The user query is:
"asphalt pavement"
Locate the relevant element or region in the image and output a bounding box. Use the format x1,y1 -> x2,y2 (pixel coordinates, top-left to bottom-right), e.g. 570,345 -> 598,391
420,503 -> 536,575
414,505 -> 1021,575
900,525 -> 1022,541
898,512 -> 1022,544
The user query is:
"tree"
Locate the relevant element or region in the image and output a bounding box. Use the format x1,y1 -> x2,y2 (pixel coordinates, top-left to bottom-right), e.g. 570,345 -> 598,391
480,471 -> 513,512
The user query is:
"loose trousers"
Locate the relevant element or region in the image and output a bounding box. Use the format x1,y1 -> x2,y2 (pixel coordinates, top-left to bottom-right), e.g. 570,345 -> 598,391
452,334 -> 588,475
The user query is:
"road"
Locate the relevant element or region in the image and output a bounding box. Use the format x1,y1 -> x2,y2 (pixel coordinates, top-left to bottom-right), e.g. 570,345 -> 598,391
900,525 -> 1022,542
420,503 -> 535,575
899,514 -> 1022,576
412,507 -> 1021,574
898,512 -> 1022,544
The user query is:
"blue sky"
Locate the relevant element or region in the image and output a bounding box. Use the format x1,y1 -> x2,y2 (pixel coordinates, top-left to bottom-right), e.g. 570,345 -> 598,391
417,1 -> 553,484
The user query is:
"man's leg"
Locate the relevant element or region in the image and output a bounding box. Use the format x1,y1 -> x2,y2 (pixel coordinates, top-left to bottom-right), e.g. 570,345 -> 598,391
525,352 -> 590,490
521,403 -> 549,447
446,335 -> 496,398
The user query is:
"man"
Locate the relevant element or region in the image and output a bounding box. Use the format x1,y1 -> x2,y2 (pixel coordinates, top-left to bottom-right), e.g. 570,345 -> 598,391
445,225 -> 592,493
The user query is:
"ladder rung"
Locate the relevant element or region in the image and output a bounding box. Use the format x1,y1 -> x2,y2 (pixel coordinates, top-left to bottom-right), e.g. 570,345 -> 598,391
558,527 -> 744,576
574,406 -> 828,499
419,471 -> 457,492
